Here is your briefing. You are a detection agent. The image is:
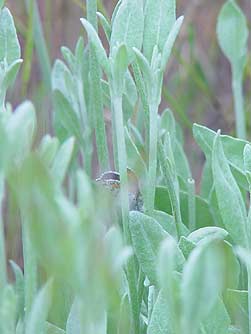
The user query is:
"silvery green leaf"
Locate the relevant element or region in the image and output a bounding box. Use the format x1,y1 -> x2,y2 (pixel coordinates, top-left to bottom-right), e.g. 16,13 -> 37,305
181,239 -> 225,334
66,299 -> 81,334
147,290 -> 173,334
0,8 -> 21,64
202,298 -> 231,334
178,236 -> 196,259
80,18 -> 110,76
222,241 -> 240,290
217,0 -> 248,75
225,289 -> 248,334
51,137 -> 75,186
160,16 -> 184,71
1,59 -> 22,94
235,246 -> 251,271
212,134 -> 247,247
244,144 -> 251,172
0,285 -> 17,334
125,127 -> 147,181
46,322 -> 65,334
193,124 -> 248,177
244,144 -> 251,185
9,260 -> 24,320
97,12 -> 111,41
157,238 -> 184,332
111,0 -> 122,26
104,226 -> 132,273
187,226 -> 228,244
25,280 -> 52,334
16,320 -> 24,334
143,0 -> 176,61
53,90 -> 83,146
129,211 -> 171,285
110,0 -> 144,60
38,135 -> 59,167
124,70 -> 137,107
112,44 -> 129,91
6,101 -> 36,167
25,281 -> 52,334
152,210 -> 176,238
61,46 -> 75,73
133,47 -> 152,92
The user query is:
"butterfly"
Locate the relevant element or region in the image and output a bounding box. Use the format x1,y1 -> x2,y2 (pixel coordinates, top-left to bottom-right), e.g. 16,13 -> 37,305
96,168 -> 143,211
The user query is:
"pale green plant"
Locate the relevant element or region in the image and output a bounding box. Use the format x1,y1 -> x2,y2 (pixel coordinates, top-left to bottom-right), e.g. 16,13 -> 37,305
0,1 -> 251,334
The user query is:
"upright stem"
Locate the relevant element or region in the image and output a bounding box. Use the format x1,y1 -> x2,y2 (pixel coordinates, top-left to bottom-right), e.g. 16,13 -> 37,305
112,93 -> 139,334
187,177 -> 196,231
87,0 -> 109,172
232,73 -> 246,139
147,103 -> 158,214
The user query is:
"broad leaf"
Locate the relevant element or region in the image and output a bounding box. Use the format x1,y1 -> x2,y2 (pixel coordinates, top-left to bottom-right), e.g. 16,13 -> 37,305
217,0 -> 248,75
25,281 -> 52,334
129,211 -> 171,285
181,239 -> 225,333
0,8 -> 21,64
143,0 -> 176,61
110,0 -> 144,60
212,134 -> 247,246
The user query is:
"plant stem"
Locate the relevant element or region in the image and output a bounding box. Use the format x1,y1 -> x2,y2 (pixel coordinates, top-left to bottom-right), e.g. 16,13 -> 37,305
232,73 -> 246,139
87,0 -> 109,172
24,0 -> 51,92
112,95 -> 129,239
187,177 -> 196,231
0,173 -> 6,291
112,93 -> 139,334
146,103 -> 158,214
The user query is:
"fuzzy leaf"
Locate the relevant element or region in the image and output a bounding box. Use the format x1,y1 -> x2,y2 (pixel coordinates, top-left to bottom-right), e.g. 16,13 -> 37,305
143,0 -> 176,61
217,0 -> 248,74
0,285 -> 17,334
80,18 -> 110,76
25,280 -> 52,334
212,134 -> 247,246
110,0 -> 144,59
0,8 -> 21,64
147,290 -> 172,334
129,211 -> 171,285
51,137 -> 75,186
160,16 -> 184,71
181,240 -> 225,333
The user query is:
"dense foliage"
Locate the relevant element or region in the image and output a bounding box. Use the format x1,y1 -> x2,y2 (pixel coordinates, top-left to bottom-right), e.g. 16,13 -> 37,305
0,0 -> 250,333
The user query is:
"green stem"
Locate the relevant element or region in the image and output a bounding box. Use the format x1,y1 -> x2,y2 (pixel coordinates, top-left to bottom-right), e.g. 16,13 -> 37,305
112,95 -> 129,238
24,0 -> 51,92
232,73 -> 246,139
112,93 -> 139,334
0,173 -> 7,291
87,0 -> 109,172
147,103 -> 158,214
187,177 -> 196,231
